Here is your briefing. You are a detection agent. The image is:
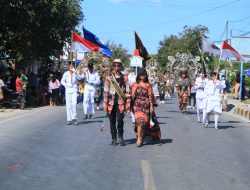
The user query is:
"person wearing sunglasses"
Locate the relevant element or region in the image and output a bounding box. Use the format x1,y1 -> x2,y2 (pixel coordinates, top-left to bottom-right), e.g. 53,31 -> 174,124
103,59 -> 131,146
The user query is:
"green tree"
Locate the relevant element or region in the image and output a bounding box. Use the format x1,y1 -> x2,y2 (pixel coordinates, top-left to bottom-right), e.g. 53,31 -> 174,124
109,43 -> 130,68
0,0 -> 83,65
156,25 -> 209,68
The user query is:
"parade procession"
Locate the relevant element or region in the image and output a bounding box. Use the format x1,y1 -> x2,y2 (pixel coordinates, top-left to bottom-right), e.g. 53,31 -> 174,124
1,1 -> 250,190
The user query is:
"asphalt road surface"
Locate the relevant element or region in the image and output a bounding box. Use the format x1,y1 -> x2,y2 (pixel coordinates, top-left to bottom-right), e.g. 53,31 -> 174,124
0,96 -> 250,190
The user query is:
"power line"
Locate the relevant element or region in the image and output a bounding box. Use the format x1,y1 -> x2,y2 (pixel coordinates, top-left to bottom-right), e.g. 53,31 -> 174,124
98,0 -> 241,35
229,15 -> 250,23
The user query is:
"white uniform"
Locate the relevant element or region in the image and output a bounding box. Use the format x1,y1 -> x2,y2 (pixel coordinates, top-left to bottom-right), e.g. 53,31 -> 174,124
204,80 -> 226,114
61,70 -> 84,122
195,77 -> 208,110
83,70 -> 100,116
128,72 -> 136,123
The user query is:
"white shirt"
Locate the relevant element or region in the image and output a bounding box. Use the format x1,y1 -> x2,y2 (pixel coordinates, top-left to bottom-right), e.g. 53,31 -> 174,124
84,70 -> 100,90
128,72 -> 136,86
204,79 -> 226,101
61,70 -> 84,93
0,79 -> 4,92
194,77 -> 208,99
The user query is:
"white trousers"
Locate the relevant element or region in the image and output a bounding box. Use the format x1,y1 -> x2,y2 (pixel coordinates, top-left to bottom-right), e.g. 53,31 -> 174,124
83,88 -> 95,115
65,92 -> 77,121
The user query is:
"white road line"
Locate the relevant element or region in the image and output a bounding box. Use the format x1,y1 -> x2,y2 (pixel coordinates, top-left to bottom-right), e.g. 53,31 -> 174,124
141,160 -> 157,190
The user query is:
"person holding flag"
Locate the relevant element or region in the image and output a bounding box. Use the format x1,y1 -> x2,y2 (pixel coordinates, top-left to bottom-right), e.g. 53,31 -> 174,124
203,71 -> 226,129
61,61 -> 85,125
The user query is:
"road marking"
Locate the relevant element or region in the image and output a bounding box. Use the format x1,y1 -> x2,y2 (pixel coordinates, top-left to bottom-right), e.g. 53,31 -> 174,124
141,160 -> 157,190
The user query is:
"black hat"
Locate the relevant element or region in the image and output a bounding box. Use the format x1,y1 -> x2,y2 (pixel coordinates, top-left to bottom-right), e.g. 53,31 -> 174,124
88,61 -> 94,68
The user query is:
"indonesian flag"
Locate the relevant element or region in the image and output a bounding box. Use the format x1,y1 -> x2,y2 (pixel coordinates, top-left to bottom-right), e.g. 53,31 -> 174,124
220,40 -> 245,61
72,32 -> 99,52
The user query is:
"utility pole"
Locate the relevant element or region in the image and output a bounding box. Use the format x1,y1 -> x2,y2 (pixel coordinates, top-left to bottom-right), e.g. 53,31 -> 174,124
226,20 -> 229,41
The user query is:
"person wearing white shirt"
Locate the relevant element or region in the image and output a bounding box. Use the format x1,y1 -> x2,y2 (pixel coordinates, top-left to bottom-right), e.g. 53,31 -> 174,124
203,72 -> 226,129
128,67 -> 137,127
83,61 -> 100,119
61,62 -> 84,125
194,72 -> 208,123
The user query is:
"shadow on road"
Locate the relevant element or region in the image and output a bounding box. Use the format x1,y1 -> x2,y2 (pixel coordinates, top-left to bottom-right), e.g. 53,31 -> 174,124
219,125 -> 237,129
220,121 -> 241,123
78,120 -> 102,125
124,138 -> 173,146
227,104 -> 235,112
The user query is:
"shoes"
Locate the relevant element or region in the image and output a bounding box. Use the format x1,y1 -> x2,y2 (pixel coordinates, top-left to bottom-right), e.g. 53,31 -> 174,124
67,121 -> 72,125
83,115 -> 88,120
204,123 -> 208,128
197,118 -> 201,123
187,106 -> 192,109
96,106 -> 100,111
215,126 -> 219,130
89,115 -> 92,119
136,141 -> 143,147
111,138 -> 118,146
72,119 -> 78,126
118,136 -> 125,146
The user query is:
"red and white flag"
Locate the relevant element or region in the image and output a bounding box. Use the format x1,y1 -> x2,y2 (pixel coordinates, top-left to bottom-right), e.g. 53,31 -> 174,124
72,32 -> 99,52
220,40 -> 245,61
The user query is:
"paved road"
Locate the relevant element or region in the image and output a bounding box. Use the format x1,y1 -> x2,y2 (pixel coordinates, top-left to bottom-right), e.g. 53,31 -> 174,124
0,96 -> 250,190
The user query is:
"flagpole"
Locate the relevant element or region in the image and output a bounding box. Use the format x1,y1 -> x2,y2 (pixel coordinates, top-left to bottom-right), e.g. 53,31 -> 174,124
197,43 -> 206,65
70,30 -> 73,63
215,56 -> 221,79
239,61 -> 244,101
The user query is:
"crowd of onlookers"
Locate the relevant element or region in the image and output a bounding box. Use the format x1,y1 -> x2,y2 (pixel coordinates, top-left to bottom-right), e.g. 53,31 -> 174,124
0,67 -> 249,110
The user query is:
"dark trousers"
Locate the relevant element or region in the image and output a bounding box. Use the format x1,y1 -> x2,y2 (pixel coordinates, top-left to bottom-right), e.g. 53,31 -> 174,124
159,92 -> 165,101
189,93 -> 196,107
109,102 -> 124,138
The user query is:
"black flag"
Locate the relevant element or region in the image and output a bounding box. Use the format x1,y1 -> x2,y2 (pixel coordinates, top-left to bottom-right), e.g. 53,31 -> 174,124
134,31 -> 151,67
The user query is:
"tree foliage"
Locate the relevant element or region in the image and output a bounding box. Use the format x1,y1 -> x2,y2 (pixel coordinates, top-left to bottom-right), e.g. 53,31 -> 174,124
109,43 -> 130,68
0,0 -> 83,64
156,25 -> 209,68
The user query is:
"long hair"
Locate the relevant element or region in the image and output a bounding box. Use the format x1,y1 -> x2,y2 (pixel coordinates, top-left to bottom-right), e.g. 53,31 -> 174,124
136,68 -> 149,83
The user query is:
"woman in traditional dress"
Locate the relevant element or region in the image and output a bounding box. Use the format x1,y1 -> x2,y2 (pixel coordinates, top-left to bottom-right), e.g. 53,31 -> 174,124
131,68 -> 155,147
177,70 -> 190,114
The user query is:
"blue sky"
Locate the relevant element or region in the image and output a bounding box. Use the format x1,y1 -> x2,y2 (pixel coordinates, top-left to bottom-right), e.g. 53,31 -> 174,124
80,0 -> 250,55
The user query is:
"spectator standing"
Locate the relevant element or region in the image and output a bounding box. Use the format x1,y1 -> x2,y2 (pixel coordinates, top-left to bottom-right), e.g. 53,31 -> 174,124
49,74 -> 61,106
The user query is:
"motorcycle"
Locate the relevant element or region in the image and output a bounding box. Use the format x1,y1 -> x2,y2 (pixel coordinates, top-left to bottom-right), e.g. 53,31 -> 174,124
0,91 -> 26,109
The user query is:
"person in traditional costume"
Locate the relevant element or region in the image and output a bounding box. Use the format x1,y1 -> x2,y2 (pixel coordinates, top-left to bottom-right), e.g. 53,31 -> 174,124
103,59 -> 130,146
61,62 -> 85,125
83,61 -> 100,119
131,68 -> 161,147
194,72 -> 208,123
203,72 -> 226,129
176,70 -> 190,114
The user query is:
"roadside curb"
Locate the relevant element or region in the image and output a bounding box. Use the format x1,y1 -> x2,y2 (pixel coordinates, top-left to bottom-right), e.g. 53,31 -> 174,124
233,106 -> 250,121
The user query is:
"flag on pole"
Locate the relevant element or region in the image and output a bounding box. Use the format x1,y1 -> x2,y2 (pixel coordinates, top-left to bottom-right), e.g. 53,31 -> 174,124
83,27 -> 112,57
134,31 -> 151,67
72,32 -> 98,52
72,30 -> 112,57
201,35 -> 221,56
220,40 -> 245,61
